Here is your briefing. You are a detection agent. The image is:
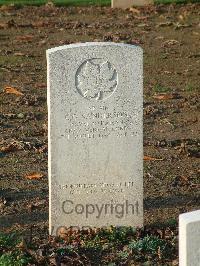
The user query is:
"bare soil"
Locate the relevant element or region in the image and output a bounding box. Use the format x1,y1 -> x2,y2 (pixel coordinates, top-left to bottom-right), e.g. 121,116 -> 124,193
0,2 -> 199,263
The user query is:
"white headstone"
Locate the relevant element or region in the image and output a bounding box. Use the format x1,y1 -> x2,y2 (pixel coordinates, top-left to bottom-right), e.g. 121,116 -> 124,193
47,42 -> 143,235
179,210 -> 200,266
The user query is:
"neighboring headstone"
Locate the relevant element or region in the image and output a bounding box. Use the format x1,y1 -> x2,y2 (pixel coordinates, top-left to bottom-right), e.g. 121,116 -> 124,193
47,42 -> 143,235
112,0 -> 153,8
179,210 -> 200,266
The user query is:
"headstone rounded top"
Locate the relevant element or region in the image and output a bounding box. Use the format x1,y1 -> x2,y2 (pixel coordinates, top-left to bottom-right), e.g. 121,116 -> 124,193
179,210 -> 200,223
46,42 -> 143,55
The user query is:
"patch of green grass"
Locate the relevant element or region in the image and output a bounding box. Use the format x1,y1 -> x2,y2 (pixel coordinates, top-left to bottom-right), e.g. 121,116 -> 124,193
117,250 -> 129,259
98,226 -> 137,244
0,251 -> 31,266
167,218 -> 177,227
0,55 -> 25,65
0,0 -> 110,7
153,84 -> 171,93
0,228 -> 177,265
155,0 -> 199,3
0,232 -> 20,248
0,232 -> 33,266
128,235 -> 173,259
185,84 -> 199,92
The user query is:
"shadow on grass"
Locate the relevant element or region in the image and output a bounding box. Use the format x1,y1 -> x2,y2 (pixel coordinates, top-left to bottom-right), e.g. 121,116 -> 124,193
0,210 -> 48,229
0,187 -> 199,229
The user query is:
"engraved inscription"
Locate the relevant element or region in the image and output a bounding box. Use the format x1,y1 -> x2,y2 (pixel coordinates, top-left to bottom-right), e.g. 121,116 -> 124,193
75,58 -> 118,101
57,181 -> 136,195
63,105 -> 141,140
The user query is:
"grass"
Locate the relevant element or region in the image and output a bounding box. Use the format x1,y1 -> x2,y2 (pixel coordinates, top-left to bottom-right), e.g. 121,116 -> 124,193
0,227 -> 177,265
185,84 -> 199,92
0,0 -> 110,7
0,0 -> 199,6
128,235 -> 171,258
153,84 -> 171,93
155,0 -> 199,3
0,55 -> 25,66
0,232 -> 33,266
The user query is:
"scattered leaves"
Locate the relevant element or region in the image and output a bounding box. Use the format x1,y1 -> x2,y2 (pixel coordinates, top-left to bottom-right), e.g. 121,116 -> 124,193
162,39 -> 179,48
0,198 -> 7,210
16,35 -> 34,42
129,7 -> 140,14
174,22 -> 191,29
32,21 -> 46,28
179,175 -> 189,183
0,23 -> 7,29
16,238 -> 27,251
153,93 -> 178,100
157,21 -> 173,27
25,173 -> 44,180
1,142 -> 21,153
134,16 -> 148,21
144,156 -> 164,161
0,4 -> 16,11
35,82 -> 46,89
3,86 -> 24,96
14,52 -> 25,56
172,175 -> 190,187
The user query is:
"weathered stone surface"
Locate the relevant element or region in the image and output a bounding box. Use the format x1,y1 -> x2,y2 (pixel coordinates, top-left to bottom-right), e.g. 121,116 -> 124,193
179,210 -> 200,266
47,42 -> 143,234
112,0 -> 153,8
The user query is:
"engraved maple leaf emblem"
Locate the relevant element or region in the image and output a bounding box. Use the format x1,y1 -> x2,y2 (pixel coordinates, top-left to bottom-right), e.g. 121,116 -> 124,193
77,60 -> 117,100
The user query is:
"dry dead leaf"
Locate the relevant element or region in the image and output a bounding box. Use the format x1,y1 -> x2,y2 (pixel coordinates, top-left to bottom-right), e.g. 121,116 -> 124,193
33,198 -> 46,207
172,259 -> 179,266
0,4 -> 15,11
16,238 -> 27,250
16,35 -> 34,42
25,173 -> 44,180
4,86 -> 24,96
180,176 -> 189,183
14,52 -> 25,56
162,39 -> 179,47
56,227 -> 69,239
0,23 -> 7,29
153,94 -> 176,100
134,16 -> 148,21
45,1 -> 55,7
32,21 -> 45,28
129,7 -> 140,14
163,71 -> 172,74
179,141 -> 188,154
38,145 -> 48,153
174,22 -> 191,29
157,21 -> 173,27
1,143 -> 20,153
35,82 -> 46,88
144,156 -> 164,161
0,198 -> 7,210
158,246 -> 161,259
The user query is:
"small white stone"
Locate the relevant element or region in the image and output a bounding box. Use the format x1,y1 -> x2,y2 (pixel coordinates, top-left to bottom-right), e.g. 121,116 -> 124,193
179,210 -> 200,266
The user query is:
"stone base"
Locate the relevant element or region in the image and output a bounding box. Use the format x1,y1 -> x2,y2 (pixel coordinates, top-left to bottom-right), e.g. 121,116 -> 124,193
112,0 -> 153,8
